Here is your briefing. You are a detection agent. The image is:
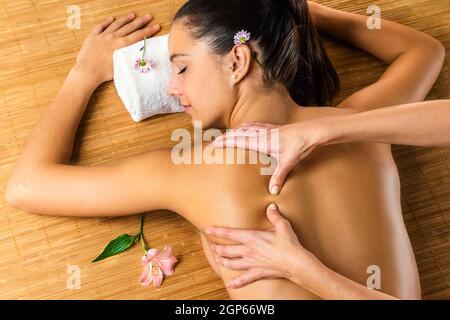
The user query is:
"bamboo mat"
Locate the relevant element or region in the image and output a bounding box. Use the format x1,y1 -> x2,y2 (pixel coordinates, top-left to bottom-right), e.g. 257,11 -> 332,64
0,0 -> 448,299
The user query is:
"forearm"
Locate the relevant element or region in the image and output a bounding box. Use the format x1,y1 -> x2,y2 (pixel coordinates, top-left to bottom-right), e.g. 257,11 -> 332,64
288,250 -> 398,300
308,1 -> 441,63
296,263 -> 398,300
322,100 -> 450,147
9,65 -> 100,182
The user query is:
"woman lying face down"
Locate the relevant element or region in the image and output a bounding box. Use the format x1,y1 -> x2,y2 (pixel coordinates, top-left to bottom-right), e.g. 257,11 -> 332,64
161,0 -> 430,299
7,0 -> 445,299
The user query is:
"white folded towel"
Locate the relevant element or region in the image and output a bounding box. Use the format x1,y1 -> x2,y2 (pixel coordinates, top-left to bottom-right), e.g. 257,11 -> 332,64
113,34 -> 183,122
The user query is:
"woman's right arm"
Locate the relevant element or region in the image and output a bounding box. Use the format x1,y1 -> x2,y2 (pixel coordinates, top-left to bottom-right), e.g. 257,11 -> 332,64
308,1 -> 445,111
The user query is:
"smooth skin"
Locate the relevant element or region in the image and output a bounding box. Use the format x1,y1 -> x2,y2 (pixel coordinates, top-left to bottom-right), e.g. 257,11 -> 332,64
207,204 -> 401,300
6,2 -> 445,300
214,99 -> 450,194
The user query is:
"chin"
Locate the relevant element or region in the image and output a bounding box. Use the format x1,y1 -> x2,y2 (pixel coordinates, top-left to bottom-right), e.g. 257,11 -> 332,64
191,118 -> 217,130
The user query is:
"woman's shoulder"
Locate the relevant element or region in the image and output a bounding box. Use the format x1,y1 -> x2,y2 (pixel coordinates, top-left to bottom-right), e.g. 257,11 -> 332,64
294,105 -> 356,122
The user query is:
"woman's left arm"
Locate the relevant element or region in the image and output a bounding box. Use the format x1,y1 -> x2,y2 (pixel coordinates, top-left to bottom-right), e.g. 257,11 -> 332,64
8,14 -> 160,179
6,14 -> 165,213
206,204 -> 399,300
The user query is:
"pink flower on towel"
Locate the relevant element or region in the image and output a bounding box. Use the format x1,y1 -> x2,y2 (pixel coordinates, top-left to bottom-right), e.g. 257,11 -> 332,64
140,246 -> 177,288
134,58 -> 154,73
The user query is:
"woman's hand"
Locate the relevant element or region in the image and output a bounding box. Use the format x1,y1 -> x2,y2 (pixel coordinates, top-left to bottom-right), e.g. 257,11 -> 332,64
213,120 -> 331,194
75,13 -> 161,85
205,204 -> 322,289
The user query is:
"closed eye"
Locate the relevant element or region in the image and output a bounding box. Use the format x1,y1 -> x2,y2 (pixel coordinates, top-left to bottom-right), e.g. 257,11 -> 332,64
178,67 -> 187,74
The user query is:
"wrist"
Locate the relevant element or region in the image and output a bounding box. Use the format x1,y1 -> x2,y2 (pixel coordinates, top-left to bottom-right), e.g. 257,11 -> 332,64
318,117 -> 346,146
304,118 -> 337,147
287,246 -> 324,288
70,63 -> 103,89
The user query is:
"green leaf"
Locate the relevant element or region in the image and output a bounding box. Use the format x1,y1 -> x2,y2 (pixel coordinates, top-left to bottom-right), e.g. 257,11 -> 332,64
92,234 -> 137,262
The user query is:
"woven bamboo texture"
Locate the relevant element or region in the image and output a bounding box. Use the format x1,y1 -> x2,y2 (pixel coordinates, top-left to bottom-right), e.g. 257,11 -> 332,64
0,0 -> 449,299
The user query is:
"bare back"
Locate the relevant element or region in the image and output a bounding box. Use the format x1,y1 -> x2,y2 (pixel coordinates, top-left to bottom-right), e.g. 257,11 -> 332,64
13,105 -> 421,299
171,107 -> 421,300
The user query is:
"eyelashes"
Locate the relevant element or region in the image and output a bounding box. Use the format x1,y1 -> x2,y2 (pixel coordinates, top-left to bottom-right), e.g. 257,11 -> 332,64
177,67 -> 187,74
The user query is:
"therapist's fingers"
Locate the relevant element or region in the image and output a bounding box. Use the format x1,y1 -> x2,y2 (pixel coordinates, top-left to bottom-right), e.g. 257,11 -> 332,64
268,165 -> 286,195
226,269 -> 265,289
266,203 -> 299,243
268,158 -> 297,195
239,122 -> 277,130
214,134 -> 258,151
206,226 -> 260,245
211,244 -> 248,258
214,129 -> 259,148
221,124 -> 279,151
215,256 -> 253,271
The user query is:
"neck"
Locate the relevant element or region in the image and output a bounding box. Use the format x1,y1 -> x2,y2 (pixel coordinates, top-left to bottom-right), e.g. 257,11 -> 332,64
226,83 -> 300,129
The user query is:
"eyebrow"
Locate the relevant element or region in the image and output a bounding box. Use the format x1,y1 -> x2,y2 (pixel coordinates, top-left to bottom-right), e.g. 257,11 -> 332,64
170,53 -> 191,62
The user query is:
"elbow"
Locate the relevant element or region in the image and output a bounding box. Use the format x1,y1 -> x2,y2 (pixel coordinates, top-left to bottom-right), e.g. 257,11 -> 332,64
5,180 -> 33,211
429,38 -> 446,62
420,35 -> 446,64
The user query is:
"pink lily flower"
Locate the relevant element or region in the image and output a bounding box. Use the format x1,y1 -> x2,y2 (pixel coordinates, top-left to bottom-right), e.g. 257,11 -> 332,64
140,246 -> 177,288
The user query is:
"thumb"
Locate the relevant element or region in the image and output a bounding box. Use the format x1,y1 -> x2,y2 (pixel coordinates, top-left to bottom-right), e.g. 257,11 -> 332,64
266,203 -> 296,239
266,203 -> 285,227
269,163 -> 290,195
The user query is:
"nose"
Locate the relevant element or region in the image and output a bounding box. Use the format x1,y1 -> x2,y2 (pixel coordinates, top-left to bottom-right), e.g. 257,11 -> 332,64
166,74 -> 182,98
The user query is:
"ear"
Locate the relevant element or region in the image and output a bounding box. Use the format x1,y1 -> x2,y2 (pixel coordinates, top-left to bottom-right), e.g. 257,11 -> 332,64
228,44 -> 253,83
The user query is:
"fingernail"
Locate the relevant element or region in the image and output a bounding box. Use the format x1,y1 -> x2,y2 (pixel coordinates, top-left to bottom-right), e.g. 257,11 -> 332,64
154,24 -> 160,29
270,185 -> 280,195
269,203 -> 278,210
129,13 -> 135,18
205,228 -> 211,235
144,14 -> 151,19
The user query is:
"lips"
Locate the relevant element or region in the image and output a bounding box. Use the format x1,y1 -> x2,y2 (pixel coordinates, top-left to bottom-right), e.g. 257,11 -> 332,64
182,105 -> 192,112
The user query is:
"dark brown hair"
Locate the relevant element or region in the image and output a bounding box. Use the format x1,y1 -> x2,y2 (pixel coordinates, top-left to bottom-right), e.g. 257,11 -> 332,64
172,0 -> 339,106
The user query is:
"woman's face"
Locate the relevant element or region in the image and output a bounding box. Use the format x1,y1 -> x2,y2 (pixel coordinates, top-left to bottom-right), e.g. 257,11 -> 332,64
167,21 -> 236,128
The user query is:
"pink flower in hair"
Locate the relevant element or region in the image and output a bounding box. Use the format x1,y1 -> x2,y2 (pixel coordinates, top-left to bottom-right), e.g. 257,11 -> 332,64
234,29 -> 251,45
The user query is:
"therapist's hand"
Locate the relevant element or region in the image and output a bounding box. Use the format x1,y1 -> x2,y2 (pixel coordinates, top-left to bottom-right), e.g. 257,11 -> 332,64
213,120 -> 329,194
75,13 -> 161,85
205,204 -> 321,289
